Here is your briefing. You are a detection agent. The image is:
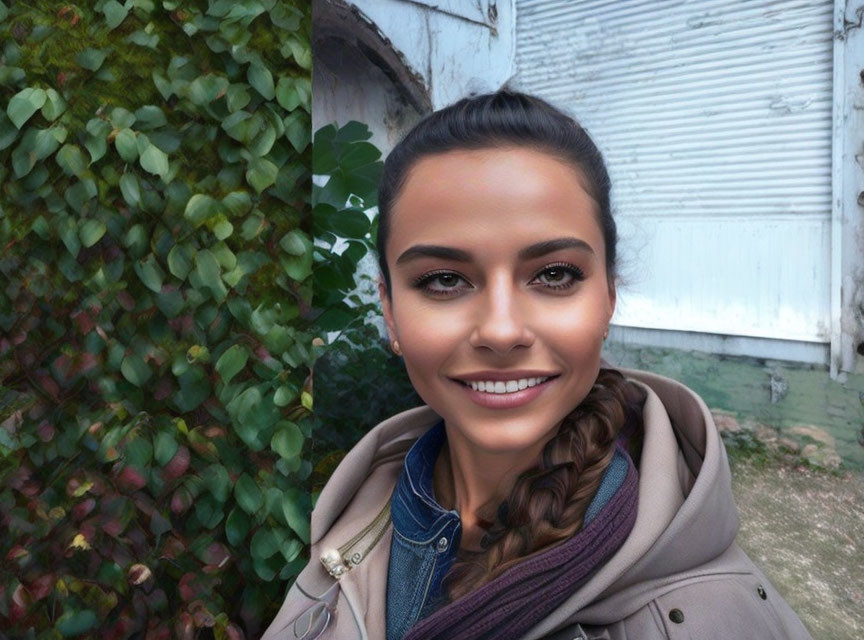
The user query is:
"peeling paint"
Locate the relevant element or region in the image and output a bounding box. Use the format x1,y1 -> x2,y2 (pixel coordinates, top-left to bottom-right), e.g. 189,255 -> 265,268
607,342 -> 864,469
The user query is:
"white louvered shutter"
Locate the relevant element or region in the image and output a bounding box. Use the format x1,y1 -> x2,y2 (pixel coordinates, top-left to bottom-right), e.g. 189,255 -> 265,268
513,0 -> 834,342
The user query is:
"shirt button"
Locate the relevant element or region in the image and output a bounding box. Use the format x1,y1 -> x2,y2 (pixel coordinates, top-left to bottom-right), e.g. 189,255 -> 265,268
436,537 -> 449,552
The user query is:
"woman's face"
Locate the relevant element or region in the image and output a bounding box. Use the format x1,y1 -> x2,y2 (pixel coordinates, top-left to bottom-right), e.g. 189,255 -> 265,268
379,146 -> 615,456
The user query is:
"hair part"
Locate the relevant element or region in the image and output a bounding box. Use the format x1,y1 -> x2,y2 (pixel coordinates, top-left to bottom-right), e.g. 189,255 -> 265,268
376,89 -> 618,297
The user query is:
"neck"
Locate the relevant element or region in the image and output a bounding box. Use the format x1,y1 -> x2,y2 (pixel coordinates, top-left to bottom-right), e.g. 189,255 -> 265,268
433,423 -> 554,550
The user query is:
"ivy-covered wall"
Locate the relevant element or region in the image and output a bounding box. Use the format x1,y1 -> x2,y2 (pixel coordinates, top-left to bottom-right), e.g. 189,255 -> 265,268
0,1 -> 314,636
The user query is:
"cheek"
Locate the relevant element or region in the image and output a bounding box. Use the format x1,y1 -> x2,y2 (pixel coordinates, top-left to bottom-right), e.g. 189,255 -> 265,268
392,305 -> 463,379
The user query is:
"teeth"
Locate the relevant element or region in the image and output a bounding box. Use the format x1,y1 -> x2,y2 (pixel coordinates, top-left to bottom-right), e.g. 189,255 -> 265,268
467,377 -> 550,394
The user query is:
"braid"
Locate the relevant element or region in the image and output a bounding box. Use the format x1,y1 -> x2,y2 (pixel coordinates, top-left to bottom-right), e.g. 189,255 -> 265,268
444,368 -> 645,600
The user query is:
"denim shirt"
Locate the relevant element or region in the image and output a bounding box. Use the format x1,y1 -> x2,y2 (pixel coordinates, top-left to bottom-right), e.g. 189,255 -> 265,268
385,420 -> 631,640
386,420 -> 460,640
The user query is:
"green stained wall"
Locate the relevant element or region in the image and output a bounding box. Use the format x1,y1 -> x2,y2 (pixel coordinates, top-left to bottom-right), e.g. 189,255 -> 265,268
606,343 -> 864,470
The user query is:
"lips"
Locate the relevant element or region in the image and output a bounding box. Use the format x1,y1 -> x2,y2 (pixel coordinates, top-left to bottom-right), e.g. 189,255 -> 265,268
450,373 -> 561,409
451,371 -> 559,390
457,376 -> 555,394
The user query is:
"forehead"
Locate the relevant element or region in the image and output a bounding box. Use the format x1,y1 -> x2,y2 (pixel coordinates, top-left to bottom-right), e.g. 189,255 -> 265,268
388,147 -> 604,258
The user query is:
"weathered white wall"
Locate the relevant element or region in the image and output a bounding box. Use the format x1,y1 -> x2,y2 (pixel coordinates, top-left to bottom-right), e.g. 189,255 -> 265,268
313,0 -> 516,154
512,0 -> 846,365
345,0 -> 515,111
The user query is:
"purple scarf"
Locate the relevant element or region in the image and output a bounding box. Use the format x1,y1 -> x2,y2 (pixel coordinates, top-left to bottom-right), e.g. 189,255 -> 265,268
403,446 -> 638,640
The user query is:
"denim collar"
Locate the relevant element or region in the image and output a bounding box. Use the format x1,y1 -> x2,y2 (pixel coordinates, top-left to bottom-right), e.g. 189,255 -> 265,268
390,420 -> 461,544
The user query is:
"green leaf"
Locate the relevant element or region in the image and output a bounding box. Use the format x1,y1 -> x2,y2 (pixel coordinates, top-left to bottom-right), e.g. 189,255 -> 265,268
188,74 -> 229,105
56,144 -> 88,177
212,216 -> 233,240
75,48 -> 108,72
250,526 -> 279,560
226,84 -> 250,112
156,288 -> 184,317
0,111 -> 18,151
139,137 -> 169,178
115,128 -> 138,162
40,88 -> 67,121
246,157 -> 278,193
234,473 -> 263,515
103,0 -> 129,29
154,431 -> 179,466
275,76 -> 299,111
194,249 -> 227,302
215,344 -> 249,384
7,87 -> 46,129
119,172 -> 140,207
134,105 -> 167,130
283,37 -> 312,71
281,488 -> 310,544
125,436 -> 153,467
280,232 -> 313,282
225,507 -> 251,546
167,243 -> 194,280
79,218 -> 106,248
340,141 -> 382,171
173,366 -> 210,412
273,384 -> 298,407
110,107 -> 136,129
64,178 -> 96,213
121,354 -> 152,387
134,254 -> 165,292
271,421 -> 303,459
85,118 -> 111,163
228,386 -> 279,450
222,110 -> 252,143
222,191 -> 252,216
56,609 -> 99,637
184,194 -> 221,227
283,111 -> 310,153
280,230 -> 308,256
58,217 -> 80,257
247,63 -> 274,100
202,464 -> 231,502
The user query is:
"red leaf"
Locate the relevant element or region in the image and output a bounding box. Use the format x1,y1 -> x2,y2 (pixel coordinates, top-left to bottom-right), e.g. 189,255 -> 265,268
117,291 -> 135,311
28,574 -> 55,602
170,486 -> 192,514
71,309 -> 95,334
117,466 -> 147,491
73,497 -> 97,521
162,446 -> 190,480
174,612 -> 195,640
37,420 -> 55,442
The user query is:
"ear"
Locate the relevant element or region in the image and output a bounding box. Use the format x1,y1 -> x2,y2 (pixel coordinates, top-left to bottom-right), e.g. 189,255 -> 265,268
606,278 -> 617,322
378,277 -> 398,341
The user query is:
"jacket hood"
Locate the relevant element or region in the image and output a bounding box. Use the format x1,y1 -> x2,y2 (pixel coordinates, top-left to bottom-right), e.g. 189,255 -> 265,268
307,367 -> 740,639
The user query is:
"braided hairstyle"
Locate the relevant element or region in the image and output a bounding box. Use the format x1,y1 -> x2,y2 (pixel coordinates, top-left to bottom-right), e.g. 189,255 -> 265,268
375,89 -> 646,598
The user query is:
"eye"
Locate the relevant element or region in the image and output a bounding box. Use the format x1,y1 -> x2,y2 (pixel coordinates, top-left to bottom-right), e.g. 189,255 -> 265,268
412,270 -> 471,296
530,263 -> 585,290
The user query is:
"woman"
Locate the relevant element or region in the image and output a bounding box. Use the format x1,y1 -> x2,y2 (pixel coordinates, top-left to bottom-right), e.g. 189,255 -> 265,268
263,90 -> 812,640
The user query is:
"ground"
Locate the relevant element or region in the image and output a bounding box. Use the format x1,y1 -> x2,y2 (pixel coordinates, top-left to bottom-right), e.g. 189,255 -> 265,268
730,456 -> 864,639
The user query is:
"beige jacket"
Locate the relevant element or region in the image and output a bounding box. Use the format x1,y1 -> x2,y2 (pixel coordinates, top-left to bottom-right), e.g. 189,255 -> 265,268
262,369 -> 814,639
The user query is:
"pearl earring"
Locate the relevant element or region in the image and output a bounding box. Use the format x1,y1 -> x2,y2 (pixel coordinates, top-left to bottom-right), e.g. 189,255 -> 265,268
391,340 -> 402,355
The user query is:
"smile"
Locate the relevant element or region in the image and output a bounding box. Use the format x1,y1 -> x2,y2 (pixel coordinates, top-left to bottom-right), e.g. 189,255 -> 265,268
461,377 -> 552,394
451,374 -> 560,410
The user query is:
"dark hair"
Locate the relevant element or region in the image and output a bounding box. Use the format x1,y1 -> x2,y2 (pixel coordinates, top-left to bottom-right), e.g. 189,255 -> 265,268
375,88 -> 617,295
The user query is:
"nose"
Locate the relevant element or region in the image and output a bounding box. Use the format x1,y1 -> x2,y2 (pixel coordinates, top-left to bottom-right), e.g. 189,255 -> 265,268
468,275 -> 534,353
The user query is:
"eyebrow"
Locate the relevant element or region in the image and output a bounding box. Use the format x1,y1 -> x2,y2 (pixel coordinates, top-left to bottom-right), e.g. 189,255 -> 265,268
395,237 -> 595,265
